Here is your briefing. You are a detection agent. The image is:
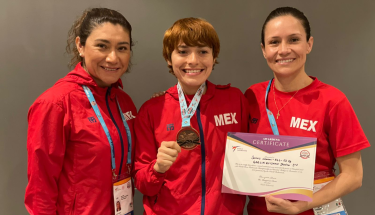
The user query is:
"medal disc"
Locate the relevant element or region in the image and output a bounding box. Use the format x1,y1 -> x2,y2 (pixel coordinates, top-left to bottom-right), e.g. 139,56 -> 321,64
176,127 -> 200,150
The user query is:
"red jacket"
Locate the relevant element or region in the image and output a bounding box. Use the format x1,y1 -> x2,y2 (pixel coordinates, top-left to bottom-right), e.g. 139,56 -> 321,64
134,81 -> 250,215
25,64 -> 137,215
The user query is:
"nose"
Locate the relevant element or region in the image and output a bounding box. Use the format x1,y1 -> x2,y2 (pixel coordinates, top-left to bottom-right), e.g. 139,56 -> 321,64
106,50 -> 118,63
278,41 -> 291,55
187,52 -> 198,65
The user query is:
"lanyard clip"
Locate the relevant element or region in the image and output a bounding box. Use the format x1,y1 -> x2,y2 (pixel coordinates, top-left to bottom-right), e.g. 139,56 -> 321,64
112,169 -> 117,180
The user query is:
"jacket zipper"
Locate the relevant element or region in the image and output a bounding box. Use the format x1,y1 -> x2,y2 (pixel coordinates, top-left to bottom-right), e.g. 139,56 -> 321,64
106,87 -> 125,175
196,105 -> 206,215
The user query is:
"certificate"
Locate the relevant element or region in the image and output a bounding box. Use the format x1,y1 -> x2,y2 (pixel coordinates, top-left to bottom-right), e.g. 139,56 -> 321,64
222,132 -> 317,202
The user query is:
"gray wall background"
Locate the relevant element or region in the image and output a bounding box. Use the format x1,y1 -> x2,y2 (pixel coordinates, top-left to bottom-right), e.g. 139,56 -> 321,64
1,0 -> 374,214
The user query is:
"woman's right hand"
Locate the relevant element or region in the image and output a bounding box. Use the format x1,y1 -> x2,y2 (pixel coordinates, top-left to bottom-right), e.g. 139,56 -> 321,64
154,141 -> 181,173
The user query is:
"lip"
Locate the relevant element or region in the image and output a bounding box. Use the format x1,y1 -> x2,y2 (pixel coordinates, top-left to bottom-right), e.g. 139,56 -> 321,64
101,66 -> 120,72
182,69 -> 204,76
276,58 -> 295,64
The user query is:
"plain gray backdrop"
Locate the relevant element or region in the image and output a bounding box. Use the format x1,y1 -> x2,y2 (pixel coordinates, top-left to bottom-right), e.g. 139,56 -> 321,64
1,0 -> 374,214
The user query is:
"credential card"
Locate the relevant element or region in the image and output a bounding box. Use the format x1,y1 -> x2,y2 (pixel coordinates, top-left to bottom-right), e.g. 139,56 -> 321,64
222,132 -> 317,202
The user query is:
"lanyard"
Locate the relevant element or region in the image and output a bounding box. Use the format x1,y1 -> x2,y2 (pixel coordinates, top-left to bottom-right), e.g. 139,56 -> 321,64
82,85 -> 132,173
177,82 -> 206,128
265,79 -> 280,135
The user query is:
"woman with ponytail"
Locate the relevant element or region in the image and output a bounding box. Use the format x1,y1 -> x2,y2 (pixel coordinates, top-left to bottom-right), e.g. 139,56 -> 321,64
25,8 -> 137,215
245,7 -> 369,215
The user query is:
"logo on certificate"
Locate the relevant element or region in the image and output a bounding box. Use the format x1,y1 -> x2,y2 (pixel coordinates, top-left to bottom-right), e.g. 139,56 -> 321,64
300,150 -> 310,159
232,146 -> 247,152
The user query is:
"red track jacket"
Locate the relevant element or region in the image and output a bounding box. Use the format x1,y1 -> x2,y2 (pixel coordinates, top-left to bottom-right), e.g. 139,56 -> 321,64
25,64 -> 136,215
134,81 -> 250,215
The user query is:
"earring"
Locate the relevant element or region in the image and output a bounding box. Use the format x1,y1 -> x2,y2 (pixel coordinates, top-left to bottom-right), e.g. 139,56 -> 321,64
79,53 -> 83,57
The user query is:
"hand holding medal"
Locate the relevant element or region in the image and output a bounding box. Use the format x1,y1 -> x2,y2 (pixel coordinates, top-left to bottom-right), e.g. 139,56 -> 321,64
176,82 -> 205,150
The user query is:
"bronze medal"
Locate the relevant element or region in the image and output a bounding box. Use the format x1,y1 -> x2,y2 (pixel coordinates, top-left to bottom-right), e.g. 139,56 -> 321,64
176,127 -> 200,150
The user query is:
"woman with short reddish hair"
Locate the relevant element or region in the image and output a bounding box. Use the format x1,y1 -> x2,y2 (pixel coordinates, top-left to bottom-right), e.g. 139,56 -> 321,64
134,18 -> 249,214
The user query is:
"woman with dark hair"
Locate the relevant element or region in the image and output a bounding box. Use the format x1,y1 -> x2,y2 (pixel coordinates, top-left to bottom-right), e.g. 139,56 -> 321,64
245,6 -> 370,215
25,8 -> 136,214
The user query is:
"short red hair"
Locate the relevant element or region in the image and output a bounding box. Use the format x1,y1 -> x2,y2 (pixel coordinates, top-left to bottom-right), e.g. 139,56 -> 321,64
162,18 -> 220,75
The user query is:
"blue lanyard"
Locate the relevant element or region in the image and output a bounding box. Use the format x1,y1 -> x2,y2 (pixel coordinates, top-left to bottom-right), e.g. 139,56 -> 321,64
116,99 -> 132,165
265,79 -> 280,135
82,85 -> 132,172
177,82 -> 206,128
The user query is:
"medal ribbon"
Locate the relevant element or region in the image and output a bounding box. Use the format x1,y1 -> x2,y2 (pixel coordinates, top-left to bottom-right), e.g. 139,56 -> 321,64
83,85 -> 132,172
177,82 -> 206,128
265,79 -> 280,135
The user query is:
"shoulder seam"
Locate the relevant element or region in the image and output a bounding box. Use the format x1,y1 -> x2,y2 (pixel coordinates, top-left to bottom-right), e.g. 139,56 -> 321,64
38,83 -> 82,110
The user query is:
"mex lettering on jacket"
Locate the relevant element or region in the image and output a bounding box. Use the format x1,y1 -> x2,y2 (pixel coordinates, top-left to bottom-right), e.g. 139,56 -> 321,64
123,111 -> 136,121
290,116 -> 318,132
214,113 -> 238,126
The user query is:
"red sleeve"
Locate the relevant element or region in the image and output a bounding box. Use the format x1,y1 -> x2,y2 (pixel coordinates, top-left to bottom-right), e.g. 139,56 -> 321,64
327,97 -> 370,158
25,101 -> 69,215
133,104 -> 166,196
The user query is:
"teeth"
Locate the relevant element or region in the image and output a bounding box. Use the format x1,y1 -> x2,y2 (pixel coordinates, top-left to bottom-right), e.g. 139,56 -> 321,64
185,70 -> 201,73
278,59 -> 294,63
104,67 -> 117,71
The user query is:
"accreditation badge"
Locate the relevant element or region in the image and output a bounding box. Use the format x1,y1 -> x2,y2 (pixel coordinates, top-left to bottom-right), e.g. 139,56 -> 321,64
313,171 -> 348,215
113,167 -> 133,215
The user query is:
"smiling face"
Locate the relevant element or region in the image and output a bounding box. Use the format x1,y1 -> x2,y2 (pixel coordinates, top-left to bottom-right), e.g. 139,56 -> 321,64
261,15 -> 313,78
76,22 -> 131,87
168,43 -> 214,95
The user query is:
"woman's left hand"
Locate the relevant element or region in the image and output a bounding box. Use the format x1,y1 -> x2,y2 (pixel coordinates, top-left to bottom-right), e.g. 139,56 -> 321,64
265,195 -> 309,214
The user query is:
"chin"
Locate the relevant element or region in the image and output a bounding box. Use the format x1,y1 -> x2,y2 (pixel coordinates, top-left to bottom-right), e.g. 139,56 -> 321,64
103,79 -> 120,87
273,68 -> 300,77
185,79 -> 206,87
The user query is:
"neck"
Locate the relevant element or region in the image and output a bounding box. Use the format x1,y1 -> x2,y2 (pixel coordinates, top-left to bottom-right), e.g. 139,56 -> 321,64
273,71 -> 313,92
179,81 -> 207,95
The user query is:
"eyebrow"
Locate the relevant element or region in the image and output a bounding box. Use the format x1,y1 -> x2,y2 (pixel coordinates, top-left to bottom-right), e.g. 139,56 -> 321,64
95,39 -> 130,45
288,33 -> 303,37
269,33 -> 303,39
177,45 -> 189,48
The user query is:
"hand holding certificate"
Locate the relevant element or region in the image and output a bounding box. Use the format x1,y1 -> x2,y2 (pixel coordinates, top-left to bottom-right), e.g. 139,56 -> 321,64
222,132 -> 316,201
